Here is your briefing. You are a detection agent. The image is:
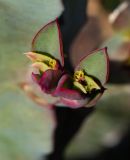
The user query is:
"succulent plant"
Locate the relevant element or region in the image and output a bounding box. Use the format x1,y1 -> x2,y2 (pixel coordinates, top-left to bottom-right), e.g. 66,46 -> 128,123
25,19 -> 109,108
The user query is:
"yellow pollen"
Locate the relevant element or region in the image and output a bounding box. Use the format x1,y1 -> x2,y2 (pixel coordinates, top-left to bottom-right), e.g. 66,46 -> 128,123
49,59 -> 57,69
74,70 -> 85,82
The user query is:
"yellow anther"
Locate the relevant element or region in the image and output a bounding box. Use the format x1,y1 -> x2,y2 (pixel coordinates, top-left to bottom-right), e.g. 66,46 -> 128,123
74,70 -> 85,82
49,59 -> 57,69
73,70 -> 101,94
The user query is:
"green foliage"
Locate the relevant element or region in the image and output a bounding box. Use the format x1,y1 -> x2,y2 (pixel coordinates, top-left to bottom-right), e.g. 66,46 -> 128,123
76,49 -> 109,85
0,0 -> 62,159
32,21 -> 64,66
0,0 -> 63,85
0,86 -> 54,160
66,84 -> 130,158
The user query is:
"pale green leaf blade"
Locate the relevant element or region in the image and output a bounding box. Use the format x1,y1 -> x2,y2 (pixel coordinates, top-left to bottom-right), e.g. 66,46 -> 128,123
75,48 -> 109,85
32,20 -> 64,66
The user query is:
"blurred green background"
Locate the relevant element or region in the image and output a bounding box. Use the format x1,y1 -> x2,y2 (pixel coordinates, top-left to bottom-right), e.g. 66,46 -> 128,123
0,0 -> 62,159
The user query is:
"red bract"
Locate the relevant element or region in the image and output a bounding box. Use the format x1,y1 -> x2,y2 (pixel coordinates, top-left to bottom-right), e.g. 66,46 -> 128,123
53,74 -> 86,100
25,19 -> 109,108
32,69 -> 63,94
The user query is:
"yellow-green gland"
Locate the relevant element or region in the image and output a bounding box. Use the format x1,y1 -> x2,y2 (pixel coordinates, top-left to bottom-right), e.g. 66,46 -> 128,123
73,70 -> 101,94
25,52 -> 58,72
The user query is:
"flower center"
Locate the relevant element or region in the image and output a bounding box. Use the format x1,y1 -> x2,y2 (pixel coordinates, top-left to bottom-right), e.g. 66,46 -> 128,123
73,70 -> 101,94
48,59 -> 57,69
74,70 -> 85,82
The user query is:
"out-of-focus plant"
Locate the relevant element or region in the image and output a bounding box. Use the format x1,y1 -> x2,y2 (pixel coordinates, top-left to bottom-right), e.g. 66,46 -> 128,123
70,0 -> 130,67
25,19 -> 109,108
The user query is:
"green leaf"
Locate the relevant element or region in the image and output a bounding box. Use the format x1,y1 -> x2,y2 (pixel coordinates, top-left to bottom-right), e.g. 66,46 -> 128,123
66,84 -> 130,158
75,48 -> 109,85
32,20 -> 64,66
0,0 -> 63,159
0,86 -> 54,160
101,31 -> 130,61
0,0 -> 63,85
101,33 -> 123,57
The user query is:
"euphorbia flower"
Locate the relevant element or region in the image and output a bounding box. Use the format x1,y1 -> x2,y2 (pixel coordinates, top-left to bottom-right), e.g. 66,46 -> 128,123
73,70 -> 101,94
25,20 -> 64,94
53,48 -> 109,108
24,19 -> 109,108
24,52 -> 63,94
